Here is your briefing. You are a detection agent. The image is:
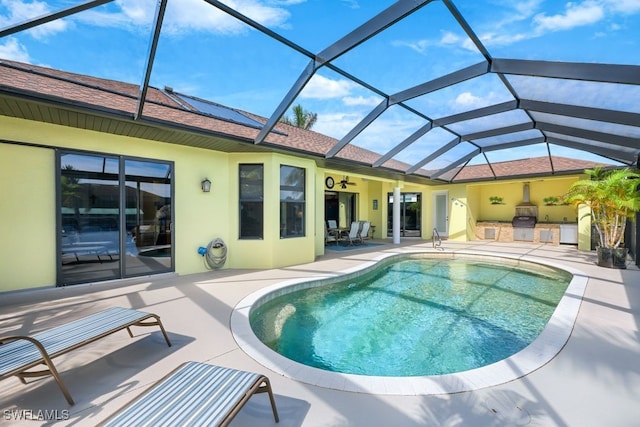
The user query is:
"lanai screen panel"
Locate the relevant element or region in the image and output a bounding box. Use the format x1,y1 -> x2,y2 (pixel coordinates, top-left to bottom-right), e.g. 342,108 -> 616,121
484,144 -> 552,175
506,75 -> 640,114
531,112 -> 640,140
345,104 -> 429,162
382,127 -> 460,171
448,110 -> 532,136
288,67 -> 386,144
405,73 -> 514,121
330,1 -> 486,94
471,129 -> 543,150
546,134 -> 634,166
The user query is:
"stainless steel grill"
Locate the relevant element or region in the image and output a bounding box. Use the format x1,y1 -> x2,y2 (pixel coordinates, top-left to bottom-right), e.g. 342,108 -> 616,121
512,216 -> 536,228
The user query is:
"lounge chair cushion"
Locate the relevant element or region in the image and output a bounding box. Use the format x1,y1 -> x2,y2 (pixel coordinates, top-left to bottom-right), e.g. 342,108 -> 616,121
101,361 -> 279,427
1,308 -> 156,374
1,307 -> 171,405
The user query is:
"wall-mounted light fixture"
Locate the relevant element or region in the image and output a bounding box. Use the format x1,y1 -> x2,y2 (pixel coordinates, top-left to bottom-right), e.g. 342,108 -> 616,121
452,197 -> 467,207
201,178 -> 211,193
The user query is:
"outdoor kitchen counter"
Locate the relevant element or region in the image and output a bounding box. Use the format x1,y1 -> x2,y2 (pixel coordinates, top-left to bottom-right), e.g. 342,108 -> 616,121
475,221 -> 567,245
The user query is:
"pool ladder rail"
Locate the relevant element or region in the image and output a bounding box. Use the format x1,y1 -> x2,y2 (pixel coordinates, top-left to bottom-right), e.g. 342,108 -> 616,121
432,228 -> 443,250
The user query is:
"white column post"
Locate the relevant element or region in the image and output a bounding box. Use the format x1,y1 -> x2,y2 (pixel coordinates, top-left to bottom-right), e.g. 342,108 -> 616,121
393,186 -> 401,244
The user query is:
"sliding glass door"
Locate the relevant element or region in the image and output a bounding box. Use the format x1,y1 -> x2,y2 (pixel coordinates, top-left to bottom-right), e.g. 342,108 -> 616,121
387,192 -> 422,237
58,152 -> 173,286
124,159 -> 173,276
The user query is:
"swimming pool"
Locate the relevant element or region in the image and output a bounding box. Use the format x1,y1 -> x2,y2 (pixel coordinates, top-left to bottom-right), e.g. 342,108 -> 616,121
231,250 -> 587,395
250,256 -> 571,376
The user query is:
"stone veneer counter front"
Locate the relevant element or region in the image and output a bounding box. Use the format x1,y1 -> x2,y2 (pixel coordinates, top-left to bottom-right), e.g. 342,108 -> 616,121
476,221 -> 567,245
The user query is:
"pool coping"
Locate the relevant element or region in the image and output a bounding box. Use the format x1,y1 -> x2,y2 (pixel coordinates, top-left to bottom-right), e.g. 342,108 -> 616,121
230,249 -> 588,396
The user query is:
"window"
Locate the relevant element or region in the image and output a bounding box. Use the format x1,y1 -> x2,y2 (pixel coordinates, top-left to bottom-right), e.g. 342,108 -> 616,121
58,151 -> 173,286
280,165 -> 305,238
239,164 -> 264,239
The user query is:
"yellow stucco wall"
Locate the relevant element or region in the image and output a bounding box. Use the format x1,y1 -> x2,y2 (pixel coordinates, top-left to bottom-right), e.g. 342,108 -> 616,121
0,116 -> 320,291
473,178 -> 580,223
443,184 -> 467,241
366,180 -> 383,239
0,114 -> 596,293
578,204 -> 592,250
0,143 -> 56,292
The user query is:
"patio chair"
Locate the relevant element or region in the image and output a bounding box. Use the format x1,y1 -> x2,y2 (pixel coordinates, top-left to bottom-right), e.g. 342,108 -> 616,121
359,221 -> 371,241
325,224 -> 338,246
327,219 -> 338,230
100,361 -> 279,427
340,221 -> 362,245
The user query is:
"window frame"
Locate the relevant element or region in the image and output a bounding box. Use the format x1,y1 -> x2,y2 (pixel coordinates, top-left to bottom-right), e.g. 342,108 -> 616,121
279,165 -> 306,239
56,148 -> 174,286
239,163 -> 264,240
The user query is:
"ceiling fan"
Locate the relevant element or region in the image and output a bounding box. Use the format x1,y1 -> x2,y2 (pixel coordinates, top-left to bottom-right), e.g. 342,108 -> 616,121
339,176 -> 356,189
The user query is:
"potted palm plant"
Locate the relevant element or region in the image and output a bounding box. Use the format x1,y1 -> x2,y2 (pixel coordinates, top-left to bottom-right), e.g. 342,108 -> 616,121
563,167 -> 640,268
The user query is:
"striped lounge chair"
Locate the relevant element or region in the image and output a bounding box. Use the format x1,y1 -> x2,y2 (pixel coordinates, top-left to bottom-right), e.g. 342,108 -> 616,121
0,307 -> 171,405
100,361 -> 280,426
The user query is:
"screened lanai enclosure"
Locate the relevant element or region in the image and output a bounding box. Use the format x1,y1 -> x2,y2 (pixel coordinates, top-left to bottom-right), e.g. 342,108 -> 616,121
0,0 -> 638,181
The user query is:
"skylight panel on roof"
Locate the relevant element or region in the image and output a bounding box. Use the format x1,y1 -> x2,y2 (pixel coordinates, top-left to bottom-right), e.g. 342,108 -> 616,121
173,93 -> 264,129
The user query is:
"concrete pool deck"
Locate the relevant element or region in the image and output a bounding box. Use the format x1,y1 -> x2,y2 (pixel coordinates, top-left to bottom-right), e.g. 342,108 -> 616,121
1,240 -> 639,426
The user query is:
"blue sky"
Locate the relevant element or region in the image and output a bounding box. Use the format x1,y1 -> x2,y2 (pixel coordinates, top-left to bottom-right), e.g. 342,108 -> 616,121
1,0 -> 639,169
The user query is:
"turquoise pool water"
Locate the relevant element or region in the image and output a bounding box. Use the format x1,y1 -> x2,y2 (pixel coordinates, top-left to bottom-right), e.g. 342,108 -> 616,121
249,256 -> 572,376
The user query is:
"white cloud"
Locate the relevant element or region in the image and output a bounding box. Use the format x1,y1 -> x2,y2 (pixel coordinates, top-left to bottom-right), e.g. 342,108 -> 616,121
0,37 -> 31,62
116,0 -> 153,22
268,0 -> 306,5
443,0 -> 640,50
160,0 -> 291,35
392,30 -> 465,55
602,0 -> 640,14
513,0 -> 545,16
478,31 -> 528,47
440,31 -> 461,45
313,111 -> 363,139
342,95 -> 380,107
7,0 -> 293,36
300,74 -> 357,99
448,90 -> 508,113
0,0 -> 68,39
454,92 -> 483,107
391,39 -> 428,54
339,0 -> 360,9
533,1 -> 604,32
